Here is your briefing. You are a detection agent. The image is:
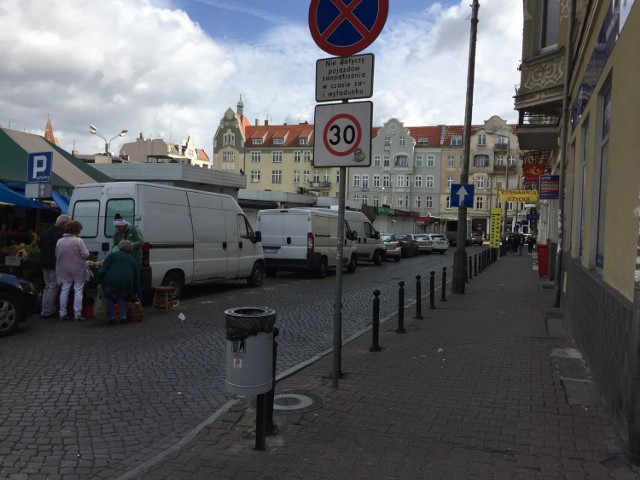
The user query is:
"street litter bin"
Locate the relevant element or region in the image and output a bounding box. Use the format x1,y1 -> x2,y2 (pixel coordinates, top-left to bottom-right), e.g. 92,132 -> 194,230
225,306 -> 276,396
537,243 -> 549,276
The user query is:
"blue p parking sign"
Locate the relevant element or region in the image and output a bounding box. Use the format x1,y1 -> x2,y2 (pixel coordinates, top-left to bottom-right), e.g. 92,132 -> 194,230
27,152 -> 52,182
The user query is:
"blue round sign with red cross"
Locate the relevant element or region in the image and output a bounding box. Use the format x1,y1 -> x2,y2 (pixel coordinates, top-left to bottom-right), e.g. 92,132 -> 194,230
309,0 -> 389,57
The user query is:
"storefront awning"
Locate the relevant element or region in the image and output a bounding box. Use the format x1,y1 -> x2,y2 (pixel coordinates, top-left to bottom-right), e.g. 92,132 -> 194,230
0,182 -> 50,209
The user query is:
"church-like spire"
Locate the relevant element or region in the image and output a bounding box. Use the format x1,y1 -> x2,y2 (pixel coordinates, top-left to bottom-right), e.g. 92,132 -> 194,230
44,114 -> 59,145
237,95 -> 244,117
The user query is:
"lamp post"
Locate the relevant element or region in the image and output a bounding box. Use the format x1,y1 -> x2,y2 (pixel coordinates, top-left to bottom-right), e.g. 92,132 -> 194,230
89,125 -> 128,156
502,137 -> 510,239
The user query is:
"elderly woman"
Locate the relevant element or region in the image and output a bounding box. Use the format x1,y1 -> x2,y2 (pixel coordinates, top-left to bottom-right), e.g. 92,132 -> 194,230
96,239 -> 139,325
55,220 -> 90,321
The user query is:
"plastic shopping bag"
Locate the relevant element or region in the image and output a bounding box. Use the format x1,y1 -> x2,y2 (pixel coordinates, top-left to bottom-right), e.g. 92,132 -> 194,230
93,288 -> 107,320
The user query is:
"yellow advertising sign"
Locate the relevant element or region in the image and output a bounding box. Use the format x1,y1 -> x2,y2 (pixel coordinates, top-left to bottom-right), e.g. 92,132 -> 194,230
490,208 -> 501,248
499,189 -> 538,203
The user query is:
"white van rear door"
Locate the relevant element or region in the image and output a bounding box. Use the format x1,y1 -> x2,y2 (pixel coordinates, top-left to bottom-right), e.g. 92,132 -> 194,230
188,191 -> 228,280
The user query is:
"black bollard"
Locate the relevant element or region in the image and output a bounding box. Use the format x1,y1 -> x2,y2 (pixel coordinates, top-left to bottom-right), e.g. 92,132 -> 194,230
266,327 -> 279,435
255,393 -> 267,450
441,267 -> 447,301
396,281 -> 406,333
415,275 -> 423,319
430,270 -> 435,309
370,290 -> 382,351
474,254 -> 478,276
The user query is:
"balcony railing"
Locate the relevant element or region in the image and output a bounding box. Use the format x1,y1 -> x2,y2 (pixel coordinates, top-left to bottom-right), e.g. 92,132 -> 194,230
309,181 -> 331,189
494,143 -> 509,151
492,164 -> 517,173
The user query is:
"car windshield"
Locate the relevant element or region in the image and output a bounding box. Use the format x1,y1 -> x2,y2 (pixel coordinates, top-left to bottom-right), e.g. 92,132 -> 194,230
431,235 -> 446,240
381,234 -> 395,242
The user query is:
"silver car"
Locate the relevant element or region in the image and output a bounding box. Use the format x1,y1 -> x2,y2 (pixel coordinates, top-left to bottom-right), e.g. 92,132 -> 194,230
380,233 -> 402,262
425,233 -> 449,254
405,234 -> 433,255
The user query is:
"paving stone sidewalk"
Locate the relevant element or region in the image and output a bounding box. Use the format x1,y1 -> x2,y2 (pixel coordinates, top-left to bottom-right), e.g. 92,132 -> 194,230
132,254 -> 640,480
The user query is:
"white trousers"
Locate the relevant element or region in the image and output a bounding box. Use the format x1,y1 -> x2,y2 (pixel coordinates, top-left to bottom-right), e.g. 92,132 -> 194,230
59,281 -> 85,318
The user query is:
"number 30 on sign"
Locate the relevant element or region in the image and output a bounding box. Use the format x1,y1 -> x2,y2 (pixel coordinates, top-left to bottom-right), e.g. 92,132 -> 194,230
313,101 -> 372,167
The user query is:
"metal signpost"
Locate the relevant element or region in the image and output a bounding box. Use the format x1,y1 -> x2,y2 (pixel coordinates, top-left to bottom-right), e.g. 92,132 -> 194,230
309,0 -> 388,388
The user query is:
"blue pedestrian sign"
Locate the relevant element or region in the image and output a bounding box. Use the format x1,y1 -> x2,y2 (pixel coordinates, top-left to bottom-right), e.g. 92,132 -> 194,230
27,152 -> 53,183
309,0 -> 388,57
450,184 -> 474,208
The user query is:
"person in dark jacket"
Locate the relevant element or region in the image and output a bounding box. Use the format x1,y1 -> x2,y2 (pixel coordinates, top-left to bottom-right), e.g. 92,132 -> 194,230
96,239 -> 139,325
38,214 -> 71,318
113,213 -> 144,300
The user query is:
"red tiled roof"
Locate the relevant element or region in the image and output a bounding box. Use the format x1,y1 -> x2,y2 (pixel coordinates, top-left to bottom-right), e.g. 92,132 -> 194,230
243,124 -> 316,148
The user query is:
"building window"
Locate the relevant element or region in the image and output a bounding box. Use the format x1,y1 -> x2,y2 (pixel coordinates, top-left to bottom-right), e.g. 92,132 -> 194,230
448,155 -> 455,167
395,155 -> 408,167
383,155 -> 390,167
313,171 -> 321,182
415,196 -> 421,208
384,136 -> 391,147
323,170 -> 330,182
595,83 -> 611,269
399,135 -> 406,146
304,151 -> 312,163
272,151 -> 283,163
473,155 -> 489,167
426,196 -> 433,209
373,155 -> 381,167
362,195 -> 368,205
353,174 -> 361,187
426,155 -> 435,167
414,175 -> 422,188
373,175 -> 381,187
294,151 -> 301,162
303,170 -> 310,183
446,196 -> 451,209
447,176 -> 453,189
396,175 -> 405,188
362,175 -> 369,189
451,136 -> 462,146
353,194 -> 360,203
293,170 -> 300,184
336,170 -> 340,184
397,195 -> 404,207
299,137 -> 307,145
495,154 -> 505,167
508,154 -> 516,166
251,151 -> 261,163
426,175 -> 434,189
272,170 -> 282,184
252,138 -> 263,145
415,155 -> 424,167
383,175 -> 390,188
373,195 -> 380,207
223,132 -> 235,146
477,134 -> 487,146
273,138 -> 284,145
250,170 -> 260,183
223,151 -> 235,165
475,196 -> 484,209
476,176 -> 485,188
540,0 -> 560,50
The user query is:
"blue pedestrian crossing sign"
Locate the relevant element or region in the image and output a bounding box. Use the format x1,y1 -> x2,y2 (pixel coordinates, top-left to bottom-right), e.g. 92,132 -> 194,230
450,184 -> 474,208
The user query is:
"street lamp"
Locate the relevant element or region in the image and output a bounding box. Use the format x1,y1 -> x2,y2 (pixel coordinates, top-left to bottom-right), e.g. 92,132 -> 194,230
89,125 -> 128,156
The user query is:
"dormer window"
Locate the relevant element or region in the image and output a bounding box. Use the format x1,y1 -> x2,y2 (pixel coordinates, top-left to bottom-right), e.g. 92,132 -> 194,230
451,135 -> 462,146
252,138 -> 263,145
273,138 -> 284,145
417,136 -> 429,146
299,138 -> 307,145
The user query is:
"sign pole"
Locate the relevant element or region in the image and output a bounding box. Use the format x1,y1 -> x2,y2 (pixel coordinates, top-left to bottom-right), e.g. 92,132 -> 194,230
333,164 -> 346,388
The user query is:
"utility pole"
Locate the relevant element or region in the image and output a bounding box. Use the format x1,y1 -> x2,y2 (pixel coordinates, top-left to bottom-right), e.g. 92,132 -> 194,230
452,0 -> 480,294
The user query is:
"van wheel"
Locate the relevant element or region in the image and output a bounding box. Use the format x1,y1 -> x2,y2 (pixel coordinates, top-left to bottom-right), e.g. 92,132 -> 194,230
162,271 -> 184,299
247,262 -> 264,287
346,254 -> 357,273
316,258 -> 328,278
373,250 -> 383,266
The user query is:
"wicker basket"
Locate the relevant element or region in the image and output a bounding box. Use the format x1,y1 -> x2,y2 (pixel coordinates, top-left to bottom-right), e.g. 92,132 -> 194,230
127,302 -> 144,323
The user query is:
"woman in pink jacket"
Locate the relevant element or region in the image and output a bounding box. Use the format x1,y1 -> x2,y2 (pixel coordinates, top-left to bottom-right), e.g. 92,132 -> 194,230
55,220 -> 90,321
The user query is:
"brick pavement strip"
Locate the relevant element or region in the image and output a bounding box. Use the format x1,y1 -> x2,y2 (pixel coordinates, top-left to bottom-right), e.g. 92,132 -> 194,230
134,256 -> 640,480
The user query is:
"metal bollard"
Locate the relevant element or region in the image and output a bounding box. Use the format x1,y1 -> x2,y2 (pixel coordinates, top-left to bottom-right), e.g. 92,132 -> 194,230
474,254 -> 478,276
370,290 -> 382,351
266,327 -> 279,436
396,281 -> 406,333
430,270 -> 436,309
441,267 -> 447,301
468,256 -> 473,280
415,275 -> 423,319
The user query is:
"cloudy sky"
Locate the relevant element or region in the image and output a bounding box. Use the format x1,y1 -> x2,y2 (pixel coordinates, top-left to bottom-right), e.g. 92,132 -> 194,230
0,0 -> 523,161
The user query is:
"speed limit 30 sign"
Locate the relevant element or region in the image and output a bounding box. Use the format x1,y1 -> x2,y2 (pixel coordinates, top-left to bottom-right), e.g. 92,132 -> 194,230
313,101 -> 372,167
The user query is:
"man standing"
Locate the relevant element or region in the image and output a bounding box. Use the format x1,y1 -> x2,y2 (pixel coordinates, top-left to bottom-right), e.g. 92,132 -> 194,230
113,214 -> 144,300
38,214 -> 71,318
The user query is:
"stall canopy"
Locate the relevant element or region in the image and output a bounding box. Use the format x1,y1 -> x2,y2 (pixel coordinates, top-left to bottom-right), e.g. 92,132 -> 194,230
0,182 -> 50,209
0,127 -> 112,210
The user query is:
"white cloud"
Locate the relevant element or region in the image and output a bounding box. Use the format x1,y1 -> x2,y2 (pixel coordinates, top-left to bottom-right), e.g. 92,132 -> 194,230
0,0 -> 522,160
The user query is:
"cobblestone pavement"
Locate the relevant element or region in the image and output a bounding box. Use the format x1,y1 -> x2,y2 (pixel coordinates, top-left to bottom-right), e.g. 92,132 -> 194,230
0,252 -> 452,479
135,252 -> 640,480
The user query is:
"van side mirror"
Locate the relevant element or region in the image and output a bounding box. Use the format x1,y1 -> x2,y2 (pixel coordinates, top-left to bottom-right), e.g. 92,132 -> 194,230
349,231 -> 358,241
373,231 -> 380,240
252,231 -> 262,243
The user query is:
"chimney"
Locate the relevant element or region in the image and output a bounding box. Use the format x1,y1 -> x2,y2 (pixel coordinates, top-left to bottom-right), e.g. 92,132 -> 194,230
265,119 -> 269,126
255,119 -> 260,126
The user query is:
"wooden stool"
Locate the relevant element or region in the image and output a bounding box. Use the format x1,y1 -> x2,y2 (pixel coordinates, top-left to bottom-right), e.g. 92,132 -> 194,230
152,286 -> 175,311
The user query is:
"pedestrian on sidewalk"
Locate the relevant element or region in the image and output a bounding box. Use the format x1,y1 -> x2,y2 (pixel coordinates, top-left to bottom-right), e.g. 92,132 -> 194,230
55,220 -> 90,321
38,214 -> 71,319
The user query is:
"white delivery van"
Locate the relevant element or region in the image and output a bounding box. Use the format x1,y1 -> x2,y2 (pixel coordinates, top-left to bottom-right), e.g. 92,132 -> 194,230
256,208 -> 358,278
69,182 -> 265,297
342,210 -> 386,265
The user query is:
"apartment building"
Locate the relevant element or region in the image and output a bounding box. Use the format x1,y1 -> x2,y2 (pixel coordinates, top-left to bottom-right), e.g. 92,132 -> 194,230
514,0 -> 640,463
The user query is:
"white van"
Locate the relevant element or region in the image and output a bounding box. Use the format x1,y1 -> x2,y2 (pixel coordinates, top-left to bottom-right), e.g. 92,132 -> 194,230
69,182 -> 265,297
256,208 -> 358,278
342,210 -> 386,265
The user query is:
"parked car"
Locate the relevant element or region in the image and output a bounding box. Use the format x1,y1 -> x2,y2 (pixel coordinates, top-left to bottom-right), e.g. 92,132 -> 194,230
394,234 -> 419,258
426,233 -> 450,254
0,273 -> 40,337
470,232 -> 485,245
380,233 -> 402,262
405,234 -> 433,254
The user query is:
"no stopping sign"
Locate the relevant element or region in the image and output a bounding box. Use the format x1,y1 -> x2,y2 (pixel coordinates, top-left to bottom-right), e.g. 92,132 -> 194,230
313,101 -> 372,167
